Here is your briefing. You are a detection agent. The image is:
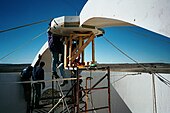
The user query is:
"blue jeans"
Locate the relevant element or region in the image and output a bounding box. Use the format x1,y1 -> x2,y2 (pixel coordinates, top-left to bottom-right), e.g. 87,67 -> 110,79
51,51 -> 65,78
51,51 -> 59,72
35,83 -> 41,107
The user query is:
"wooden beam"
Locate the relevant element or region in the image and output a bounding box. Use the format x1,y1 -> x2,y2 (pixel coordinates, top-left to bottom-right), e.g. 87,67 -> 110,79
92,39 -> 95,63
74,34 -> 91,37
71,45 -> 78,55
64,37 -> 68,67
82,40 -> 85,64
71,33 -> 95,62
79,37 -> 83,63
69,35 -> 73,66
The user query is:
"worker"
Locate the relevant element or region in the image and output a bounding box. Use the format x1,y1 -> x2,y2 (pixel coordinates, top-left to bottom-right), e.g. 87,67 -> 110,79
21,65 -> 33,113
47,28 -> 68,86
33,54 -> 45,108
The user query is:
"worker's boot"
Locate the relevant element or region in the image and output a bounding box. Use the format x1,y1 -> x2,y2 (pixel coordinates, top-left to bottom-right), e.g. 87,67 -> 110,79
60,80 -> 68,86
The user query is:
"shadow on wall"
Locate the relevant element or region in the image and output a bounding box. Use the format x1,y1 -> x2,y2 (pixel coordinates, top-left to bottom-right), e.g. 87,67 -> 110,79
110,84 -> 132,113
0,73 -> 27,113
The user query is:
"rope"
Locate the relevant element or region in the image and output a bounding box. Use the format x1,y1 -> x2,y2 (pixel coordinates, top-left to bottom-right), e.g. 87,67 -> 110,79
156,73 -> 170,84
102,36 -> 170,87
48,95 -> 65,113
102,36 -> 170,113
112,73 -> 141,84
56,81 -> 70,113
154,73 -> 170,87
102,36 -> 150,72
0,19 -> 51,33
0,31 -> 46,61
0,1 -> 86,34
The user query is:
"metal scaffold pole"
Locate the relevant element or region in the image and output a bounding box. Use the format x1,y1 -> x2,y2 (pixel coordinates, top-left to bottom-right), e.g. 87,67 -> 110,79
52,75 -> 54,113
107,66 -> 111,113
76,67 -> 111,113
76,68 -> 80,113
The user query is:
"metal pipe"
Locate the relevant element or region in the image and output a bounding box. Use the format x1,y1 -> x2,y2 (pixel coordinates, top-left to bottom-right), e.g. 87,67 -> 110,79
52,75 -> 54,113
76,68 -> 80,113
79,73 -> 108,101
81,106 -> 109,112
107,67 -> 111,113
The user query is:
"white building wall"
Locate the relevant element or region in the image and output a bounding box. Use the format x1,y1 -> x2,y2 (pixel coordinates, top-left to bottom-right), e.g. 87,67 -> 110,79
111,72 -> 170,113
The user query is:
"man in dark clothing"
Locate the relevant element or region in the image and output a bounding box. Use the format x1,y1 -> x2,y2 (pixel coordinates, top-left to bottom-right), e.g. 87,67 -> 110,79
34,61 -> 45,107
33,54 -> 42,81
48,32 -> 62,75
47,29 -> 68,86
21,66 -> 33,113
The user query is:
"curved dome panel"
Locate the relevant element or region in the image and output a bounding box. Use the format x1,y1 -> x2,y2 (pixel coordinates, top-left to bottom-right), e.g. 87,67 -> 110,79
31,41 -> 52,72
80,0 -> 170,38
81,17 -> 133,28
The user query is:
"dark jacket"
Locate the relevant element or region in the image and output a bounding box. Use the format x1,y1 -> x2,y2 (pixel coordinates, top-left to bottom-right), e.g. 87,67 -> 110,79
35,66 -> 45,88
35,67 -> 44,80
48,34 -> 63,53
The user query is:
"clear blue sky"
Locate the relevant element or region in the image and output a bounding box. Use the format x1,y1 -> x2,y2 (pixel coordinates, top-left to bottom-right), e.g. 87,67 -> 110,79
0,0 -> 170,64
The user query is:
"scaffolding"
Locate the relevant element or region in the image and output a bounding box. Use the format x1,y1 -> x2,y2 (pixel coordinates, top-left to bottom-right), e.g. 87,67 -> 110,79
30,66 -> 111,113
74,66 -> 111,113
64,31 -> 96,68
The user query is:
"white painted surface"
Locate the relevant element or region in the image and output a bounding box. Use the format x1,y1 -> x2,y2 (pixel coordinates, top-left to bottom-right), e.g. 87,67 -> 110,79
0,73 -> 27,113
31,41 -> 51,72
111,72 -> 170,113
80,0 -> 170,38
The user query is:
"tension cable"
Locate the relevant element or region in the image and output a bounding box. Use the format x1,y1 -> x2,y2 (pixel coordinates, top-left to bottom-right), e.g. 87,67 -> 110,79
0,31 -> 46,61
0,19 -> 51,33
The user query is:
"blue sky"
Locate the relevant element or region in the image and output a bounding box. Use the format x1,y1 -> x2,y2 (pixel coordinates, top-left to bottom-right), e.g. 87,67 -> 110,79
0,0 -> 170,64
